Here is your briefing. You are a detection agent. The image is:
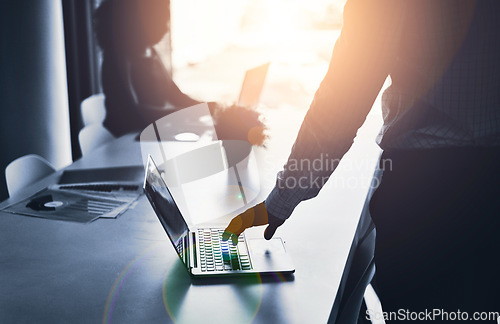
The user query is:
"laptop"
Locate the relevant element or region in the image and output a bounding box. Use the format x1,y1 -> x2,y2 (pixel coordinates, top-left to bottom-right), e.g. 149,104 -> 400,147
52,166 -> 144,198
237,62 -> 270,108
137,62 -> 270,144
143,155 -> 294,277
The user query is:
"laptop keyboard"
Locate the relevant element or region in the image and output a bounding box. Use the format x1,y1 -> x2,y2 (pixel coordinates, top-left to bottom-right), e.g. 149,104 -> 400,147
198,229 -> 252,272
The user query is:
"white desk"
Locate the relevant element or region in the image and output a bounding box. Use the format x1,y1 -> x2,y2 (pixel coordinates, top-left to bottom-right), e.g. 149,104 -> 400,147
0,106 -> 381,323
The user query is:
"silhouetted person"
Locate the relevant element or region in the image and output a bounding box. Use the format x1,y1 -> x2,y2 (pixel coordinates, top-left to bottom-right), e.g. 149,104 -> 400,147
94,0 -> 199,137
224,0 -> 500,319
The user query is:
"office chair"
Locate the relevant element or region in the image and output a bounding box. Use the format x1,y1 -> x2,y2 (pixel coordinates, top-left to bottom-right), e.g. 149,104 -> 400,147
78,124 -> 115,155
81,93 -> 106,126
328,166 -> 383,324
5,154 -> 56,197
329,217 -> 377,323
363,284 -> 384,324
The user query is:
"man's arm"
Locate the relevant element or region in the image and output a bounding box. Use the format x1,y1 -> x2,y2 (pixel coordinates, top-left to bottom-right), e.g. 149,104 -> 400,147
223,0 -> 407,241
265,0 -> 407,220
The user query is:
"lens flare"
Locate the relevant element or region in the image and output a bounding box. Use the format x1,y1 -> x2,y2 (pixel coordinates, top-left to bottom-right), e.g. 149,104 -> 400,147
102,243 -> 164,324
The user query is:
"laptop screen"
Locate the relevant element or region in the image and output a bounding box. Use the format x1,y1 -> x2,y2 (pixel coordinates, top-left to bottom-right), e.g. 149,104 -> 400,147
237,62 -> 270,108
144,155 -> 189,266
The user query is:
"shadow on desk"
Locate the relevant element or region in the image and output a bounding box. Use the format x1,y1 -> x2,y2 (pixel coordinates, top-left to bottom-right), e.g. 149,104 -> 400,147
162,261 -> 192,317
191,273 -> 295,286
162,258 -> 295,322
163,255 -> 295,287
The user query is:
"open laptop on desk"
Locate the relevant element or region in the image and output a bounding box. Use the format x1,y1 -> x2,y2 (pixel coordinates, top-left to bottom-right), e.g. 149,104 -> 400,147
53,165 -> 144,197
144,155 -> 294,277
237,62 -> 270,108
1,165 -> 145,223
137,62 -> 270,143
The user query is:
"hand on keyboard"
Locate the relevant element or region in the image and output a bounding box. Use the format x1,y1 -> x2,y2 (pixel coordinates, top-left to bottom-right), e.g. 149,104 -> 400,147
222,202 -> 285,245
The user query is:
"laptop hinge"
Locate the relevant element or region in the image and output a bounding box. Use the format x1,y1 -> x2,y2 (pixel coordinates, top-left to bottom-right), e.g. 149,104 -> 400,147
184,234 -> 190,269
189,231 -> 196,269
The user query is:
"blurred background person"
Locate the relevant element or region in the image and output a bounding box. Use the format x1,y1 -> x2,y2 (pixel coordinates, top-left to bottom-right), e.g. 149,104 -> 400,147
94,0 -> 200,137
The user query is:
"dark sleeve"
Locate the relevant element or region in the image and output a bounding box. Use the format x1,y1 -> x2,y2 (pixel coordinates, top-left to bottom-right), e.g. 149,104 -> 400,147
129,51 -> 199,110
265,0 -> 407,219
101,49 -> 201,136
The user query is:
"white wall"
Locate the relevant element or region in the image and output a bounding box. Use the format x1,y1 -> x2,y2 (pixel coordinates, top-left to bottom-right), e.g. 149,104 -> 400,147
170,0 -> 248,67
0,0 -> 72,200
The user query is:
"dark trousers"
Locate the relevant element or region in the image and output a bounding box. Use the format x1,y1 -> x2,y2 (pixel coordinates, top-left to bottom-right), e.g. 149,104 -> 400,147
370,148 -> 500,321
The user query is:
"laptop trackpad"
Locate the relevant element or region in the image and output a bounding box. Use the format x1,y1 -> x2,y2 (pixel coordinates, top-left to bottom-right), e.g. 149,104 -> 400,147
248,238 -> 294,273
